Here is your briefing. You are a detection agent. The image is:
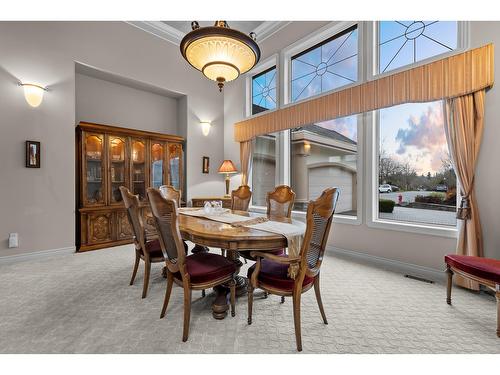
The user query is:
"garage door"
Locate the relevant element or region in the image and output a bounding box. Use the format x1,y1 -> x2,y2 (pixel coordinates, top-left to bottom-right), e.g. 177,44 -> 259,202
308,165 -> 353,214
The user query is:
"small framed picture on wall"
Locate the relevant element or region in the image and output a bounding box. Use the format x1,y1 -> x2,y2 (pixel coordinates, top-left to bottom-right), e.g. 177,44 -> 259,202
202,156 -> 209,174
26,141 -> 41,168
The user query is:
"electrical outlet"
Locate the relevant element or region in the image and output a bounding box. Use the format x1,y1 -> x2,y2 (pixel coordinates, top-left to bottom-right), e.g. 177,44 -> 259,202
8,233 -> 18,248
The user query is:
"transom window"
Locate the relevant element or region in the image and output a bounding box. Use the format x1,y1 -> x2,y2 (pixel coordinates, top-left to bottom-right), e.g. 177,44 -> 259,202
290,25 -> 358,103
252,66 -> 277,115
378,21 -> 458,74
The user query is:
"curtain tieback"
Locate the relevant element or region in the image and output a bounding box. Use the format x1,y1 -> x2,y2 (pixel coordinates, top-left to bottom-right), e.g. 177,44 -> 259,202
457,195 -> 471,220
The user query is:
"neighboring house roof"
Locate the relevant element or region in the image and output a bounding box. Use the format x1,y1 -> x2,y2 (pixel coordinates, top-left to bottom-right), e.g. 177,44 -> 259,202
293,124 -> 357,145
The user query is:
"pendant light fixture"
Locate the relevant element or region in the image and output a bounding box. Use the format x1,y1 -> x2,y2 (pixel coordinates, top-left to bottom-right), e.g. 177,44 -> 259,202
180,21 -> 261,92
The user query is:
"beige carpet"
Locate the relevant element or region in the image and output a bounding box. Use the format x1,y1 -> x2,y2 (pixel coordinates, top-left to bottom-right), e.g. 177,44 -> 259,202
0,244 -> 498,354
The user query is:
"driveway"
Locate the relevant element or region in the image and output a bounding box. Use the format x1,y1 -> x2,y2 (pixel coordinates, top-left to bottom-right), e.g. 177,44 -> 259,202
379,206 -> 456,226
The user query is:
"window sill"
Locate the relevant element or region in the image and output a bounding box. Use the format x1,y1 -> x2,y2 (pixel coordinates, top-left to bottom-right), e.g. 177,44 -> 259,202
366,217 -> 458,238
249,206 -> 361,226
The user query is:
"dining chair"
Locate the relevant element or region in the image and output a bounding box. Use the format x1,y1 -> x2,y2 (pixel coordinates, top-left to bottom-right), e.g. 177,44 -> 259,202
147,188 -> 237,342
159,185 -> 181,207
219,185 -> 253,258
231,185 -> 252,211
247,187 -> 339,352
119,186 -> 165,299
239,185 -> 296,270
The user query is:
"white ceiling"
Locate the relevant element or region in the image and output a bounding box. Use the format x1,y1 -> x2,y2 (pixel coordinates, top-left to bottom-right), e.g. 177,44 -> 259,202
127,21 -> 291,45
161,21 -> 264,36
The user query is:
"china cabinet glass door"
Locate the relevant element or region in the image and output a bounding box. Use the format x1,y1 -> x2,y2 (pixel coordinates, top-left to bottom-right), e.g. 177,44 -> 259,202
132,139 -> 146,201
168,143 -> 183,191
150,142 -> 164,189
84,133 -> 104,205
109,136 -> 127,204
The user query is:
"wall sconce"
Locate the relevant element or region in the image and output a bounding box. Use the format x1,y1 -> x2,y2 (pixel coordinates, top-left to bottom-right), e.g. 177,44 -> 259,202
303,142 -> 311,156
19,83 -> 47,108
200,121 -> 211,136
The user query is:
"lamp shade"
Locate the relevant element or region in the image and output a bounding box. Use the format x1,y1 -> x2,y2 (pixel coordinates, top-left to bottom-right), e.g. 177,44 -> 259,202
218,160 -> 237,174
21,83 -> 46,107
180,21 -> 260,91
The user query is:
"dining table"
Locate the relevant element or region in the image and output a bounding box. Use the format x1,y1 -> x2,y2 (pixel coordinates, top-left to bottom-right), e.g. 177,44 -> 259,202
177,209 -> 305,319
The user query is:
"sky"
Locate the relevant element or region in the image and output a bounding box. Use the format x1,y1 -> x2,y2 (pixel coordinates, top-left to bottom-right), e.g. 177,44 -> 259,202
380,101 -> 449,175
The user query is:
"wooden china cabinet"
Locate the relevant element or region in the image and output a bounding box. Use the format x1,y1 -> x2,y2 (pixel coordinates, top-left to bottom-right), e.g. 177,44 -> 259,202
76,122 -> 185,252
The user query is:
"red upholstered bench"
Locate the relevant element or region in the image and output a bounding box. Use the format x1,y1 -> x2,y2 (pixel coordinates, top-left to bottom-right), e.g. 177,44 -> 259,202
445,254 -> 500,337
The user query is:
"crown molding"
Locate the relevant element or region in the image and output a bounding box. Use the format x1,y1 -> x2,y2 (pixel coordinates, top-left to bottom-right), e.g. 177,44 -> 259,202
126,21 -> 291,46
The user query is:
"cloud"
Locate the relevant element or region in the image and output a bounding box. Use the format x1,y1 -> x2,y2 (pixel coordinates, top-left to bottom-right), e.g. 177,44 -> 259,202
394,103 -> 448,173
317,116 -> 358,142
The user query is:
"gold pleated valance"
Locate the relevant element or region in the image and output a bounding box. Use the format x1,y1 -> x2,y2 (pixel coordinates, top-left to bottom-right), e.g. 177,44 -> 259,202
234,43 -> 494,142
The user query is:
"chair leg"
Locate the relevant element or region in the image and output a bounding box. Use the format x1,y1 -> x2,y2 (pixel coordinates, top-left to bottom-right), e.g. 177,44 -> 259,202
129,252 -> 140,286
496,290 -> 500,338
202,289 -> 206,298
160,271 -> 174,319
314,275 -> 328,324
182,286 -> 192,342
142,260 -> 151,299
446,265 -> 453,305
247,283 -> 254,325
221,249 -> 226,257
281,296 -> 285,304
229,279 -> 236,317
292,288 -> 303,352
263,291 -> 268,299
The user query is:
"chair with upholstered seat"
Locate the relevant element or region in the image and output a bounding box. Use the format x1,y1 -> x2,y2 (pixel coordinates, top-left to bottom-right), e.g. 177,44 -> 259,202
231,185 -> 252,211
239,185 -> 295,279
120,186 -> 165,299
159,185 -> 181,207
147,188 -> 237,342
247,187 -> 339,351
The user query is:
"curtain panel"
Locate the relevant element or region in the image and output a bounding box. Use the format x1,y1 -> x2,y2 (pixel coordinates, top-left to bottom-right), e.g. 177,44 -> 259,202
444,90 -> 485,291
234,44 -> 494,143
240,140 -> 253,186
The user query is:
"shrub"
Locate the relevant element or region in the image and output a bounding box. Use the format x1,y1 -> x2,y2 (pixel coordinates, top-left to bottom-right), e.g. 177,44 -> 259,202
379,199 -> 395,213
415,194 -> 444,204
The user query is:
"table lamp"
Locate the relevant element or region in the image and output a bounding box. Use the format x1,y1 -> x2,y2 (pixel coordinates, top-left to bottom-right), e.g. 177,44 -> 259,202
218,160 -> 238,197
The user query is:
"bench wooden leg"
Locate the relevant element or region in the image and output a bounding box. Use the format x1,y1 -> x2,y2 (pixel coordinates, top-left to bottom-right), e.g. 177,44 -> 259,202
496,290 -> 500,338
446,265 -> 453,305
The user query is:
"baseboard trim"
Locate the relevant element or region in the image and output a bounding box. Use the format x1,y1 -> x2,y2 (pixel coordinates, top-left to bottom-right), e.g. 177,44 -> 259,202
326,245 -> 446,283
0,246 -> 76,265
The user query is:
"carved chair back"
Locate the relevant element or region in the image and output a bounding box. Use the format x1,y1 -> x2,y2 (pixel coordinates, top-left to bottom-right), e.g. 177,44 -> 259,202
147,188 -> 186,270
299,188 -> 339,278
119,186 -> 146,254
159,185 -> 181,207
266,185 -> 296,218
231,185 -> 252,211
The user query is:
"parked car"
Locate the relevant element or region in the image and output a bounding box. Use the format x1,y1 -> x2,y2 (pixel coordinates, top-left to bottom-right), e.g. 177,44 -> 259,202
390,185 -> 399,192
435,184 -> 448,192
378,184 -> 392,193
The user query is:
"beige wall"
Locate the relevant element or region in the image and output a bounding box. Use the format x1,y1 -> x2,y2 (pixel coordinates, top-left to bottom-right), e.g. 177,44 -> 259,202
0,21 -> 225,256
75,73 -> 179,135
223,21 -> 500,270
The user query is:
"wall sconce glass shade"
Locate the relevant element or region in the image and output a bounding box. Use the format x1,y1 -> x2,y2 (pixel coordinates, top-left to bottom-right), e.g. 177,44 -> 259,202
180,21 -> 260,92
20,83 -> 46,108
201,121 -> 211,136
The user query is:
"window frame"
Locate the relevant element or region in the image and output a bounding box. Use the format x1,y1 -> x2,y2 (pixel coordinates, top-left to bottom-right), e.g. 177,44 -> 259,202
369,21 -> 470,80
245,21 -> 469,236
366,108 -> 458,238
282,21 -> 363,106
245,54 -> 279,118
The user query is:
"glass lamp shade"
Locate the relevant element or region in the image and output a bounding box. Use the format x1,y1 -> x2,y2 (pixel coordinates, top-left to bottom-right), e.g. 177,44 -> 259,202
21,83 -> 45,107
181,23 -> 260,91
218,160 -> 238,174
201,122 -> 211,136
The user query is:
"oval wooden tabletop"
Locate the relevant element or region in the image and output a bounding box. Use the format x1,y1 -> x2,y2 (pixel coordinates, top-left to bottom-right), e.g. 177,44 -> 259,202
178,210 -> 292,251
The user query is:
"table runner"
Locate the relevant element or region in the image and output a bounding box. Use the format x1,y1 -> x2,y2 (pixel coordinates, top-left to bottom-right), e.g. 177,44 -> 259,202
179,208 -> 305,279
